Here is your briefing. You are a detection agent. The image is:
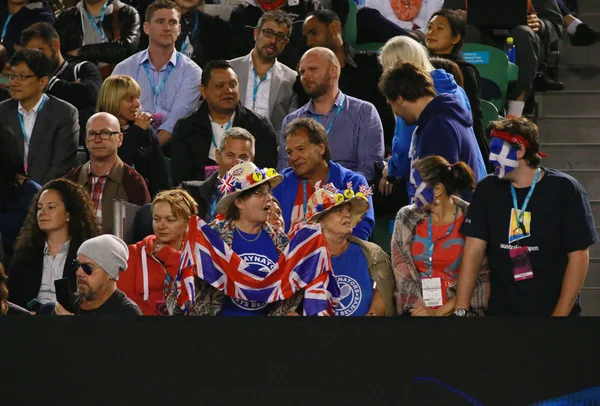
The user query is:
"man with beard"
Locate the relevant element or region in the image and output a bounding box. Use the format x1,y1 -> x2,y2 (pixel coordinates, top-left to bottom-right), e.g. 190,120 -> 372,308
172,0 -> 230,69
229,10 -> 298,134
22,22 -> 102,146
454,117 -> 597,317
55,234 -> 142,316
278,47 -> 383,182
171,60 -> 277,185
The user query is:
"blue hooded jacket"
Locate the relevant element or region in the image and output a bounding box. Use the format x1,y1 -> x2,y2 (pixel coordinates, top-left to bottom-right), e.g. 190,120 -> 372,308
272,161 -> 375,240
388,69 -> 479,181
407,93 -> 486,200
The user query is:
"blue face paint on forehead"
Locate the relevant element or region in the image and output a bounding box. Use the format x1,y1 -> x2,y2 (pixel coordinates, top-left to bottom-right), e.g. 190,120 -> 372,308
489,138 -> 519,178
410,167 -> 435,210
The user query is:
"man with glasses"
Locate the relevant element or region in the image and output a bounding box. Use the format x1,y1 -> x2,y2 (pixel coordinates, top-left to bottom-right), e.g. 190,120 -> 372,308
111,0 -> 202,150
229,10 -> 298,135
0,49 -> 79,185
229,0 -> 321,70
64,112 -> 151,234
55,234 -> 142,315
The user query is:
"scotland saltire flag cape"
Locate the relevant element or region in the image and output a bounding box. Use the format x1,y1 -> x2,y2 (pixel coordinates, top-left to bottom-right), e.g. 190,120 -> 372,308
173,215 -> 340,316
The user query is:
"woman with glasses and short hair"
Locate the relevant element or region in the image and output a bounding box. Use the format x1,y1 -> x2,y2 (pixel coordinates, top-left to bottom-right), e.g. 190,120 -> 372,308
97,75 -> 169,197
118,189 -> 198,315
7,179 -> 100,311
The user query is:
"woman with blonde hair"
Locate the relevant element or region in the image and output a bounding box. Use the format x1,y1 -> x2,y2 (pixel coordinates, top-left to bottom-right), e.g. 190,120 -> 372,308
118,188 -> 198,315
378,35 -> 486,202
97,75 -> 169,197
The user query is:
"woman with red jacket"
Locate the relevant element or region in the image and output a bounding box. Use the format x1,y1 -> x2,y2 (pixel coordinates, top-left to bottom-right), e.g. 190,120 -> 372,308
118,189 -> 197,315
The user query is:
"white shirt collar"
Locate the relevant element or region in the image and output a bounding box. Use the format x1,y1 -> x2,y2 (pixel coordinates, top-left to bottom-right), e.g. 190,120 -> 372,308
139,48 -> 179,70
18,94 -> 46,115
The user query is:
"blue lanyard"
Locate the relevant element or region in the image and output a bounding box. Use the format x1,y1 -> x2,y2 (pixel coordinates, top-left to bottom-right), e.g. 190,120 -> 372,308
143,56 -> 177,98
18,94 -> 47,143
302,171 -> 330,219
510,167 -> 541,231
1,14 -> 12,41
180,13 -> 199,55
211,116 -> 233,148
86,1 -> 109,43
425,204 -> 459,277
252,66 -> 272,110
312,93 -> 345,135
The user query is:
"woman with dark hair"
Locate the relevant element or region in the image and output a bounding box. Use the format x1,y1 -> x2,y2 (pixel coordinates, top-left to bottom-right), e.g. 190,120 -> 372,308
0,123 -> 41,269
391,156 -> 489,316
7,179 -> 100,310
425,9 -> 486,164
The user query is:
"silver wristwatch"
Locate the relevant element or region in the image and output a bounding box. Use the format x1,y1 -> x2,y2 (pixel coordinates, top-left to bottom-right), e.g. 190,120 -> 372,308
454,308 -> 470,317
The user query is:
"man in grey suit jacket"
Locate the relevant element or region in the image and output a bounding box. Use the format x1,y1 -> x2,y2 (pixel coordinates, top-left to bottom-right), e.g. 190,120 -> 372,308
0,49 -> 79,185
229,10 -> 298,134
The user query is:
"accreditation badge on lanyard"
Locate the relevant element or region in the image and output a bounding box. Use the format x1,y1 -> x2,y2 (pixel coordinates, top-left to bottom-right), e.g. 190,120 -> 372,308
508,168 -> 540,282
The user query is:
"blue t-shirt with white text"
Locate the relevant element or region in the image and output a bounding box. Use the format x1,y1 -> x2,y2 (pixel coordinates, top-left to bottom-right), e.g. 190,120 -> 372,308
331,243 -> 373,316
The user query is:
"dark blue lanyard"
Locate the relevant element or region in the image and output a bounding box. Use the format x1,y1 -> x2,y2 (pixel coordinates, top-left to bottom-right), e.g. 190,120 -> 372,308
1,14 -> 12,41
86,1 -> 109,42
180,13 -> 199,55
143,55 -> 177,98
425,204 -> 459,277
252,66 -> 272,110
510,167 -> 541,230
18,94 -> 47,143
302,171 -> 330,219
312,93 -> 345,135
211,116 -> 233,148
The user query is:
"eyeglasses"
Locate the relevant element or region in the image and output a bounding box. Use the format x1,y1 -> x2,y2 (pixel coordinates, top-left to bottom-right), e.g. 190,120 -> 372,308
8,73 -> 37,82
86,130 -> 120,141
260,28 -> 288,43
251,188 -> 271,198
73,259 -> 94,275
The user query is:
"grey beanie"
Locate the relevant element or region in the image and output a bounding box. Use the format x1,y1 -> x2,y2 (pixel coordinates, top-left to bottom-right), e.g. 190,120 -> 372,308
77,235 -> 129,280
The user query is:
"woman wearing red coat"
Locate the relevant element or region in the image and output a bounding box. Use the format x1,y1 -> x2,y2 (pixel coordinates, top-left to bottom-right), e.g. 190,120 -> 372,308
118,189 -> 198,315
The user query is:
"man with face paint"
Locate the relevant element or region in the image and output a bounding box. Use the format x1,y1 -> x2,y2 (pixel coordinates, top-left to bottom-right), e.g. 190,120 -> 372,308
454,117 -> 598,316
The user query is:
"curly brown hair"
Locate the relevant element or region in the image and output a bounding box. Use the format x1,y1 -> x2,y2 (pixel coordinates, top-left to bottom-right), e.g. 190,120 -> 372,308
14,179 -> 100,254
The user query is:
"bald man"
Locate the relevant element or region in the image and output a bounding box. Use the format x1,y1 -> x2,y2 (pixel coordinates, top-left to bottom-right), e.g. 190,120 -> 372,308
64,112 -> 150,234
277,47 -> 384,182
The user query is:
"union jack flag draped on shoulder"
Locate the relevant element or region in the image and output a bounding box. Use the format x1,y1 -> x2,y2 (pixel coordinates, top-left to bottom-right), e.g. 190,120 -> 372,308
172,216 -> 340,316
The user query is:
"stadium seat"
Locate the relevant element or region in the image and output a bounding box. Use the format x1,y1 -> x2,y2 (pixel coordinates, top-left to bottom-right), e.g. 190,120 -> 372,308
163,156 -> 173,188
112,200 -> 142,244
342,0 -> 384,53
480,99 -> 501,130
369,214 -> 395,255
462,43 -> 519,114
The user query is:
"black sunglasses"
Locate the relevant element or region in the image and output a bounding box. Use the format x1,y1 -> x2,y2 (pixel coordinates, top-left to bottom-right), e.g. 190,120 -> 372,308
73,259 -> 94,275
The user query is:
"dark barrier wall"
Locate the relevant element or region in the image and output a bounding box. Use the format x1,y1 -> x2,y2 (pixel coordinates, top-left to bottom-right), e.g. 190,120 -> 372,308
1,317 -> 600,405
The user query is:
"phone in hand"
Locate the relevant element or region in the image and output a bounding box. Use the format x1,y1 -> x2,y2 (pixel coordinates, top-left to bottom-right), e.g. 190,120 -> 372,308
54,278 -> 74,313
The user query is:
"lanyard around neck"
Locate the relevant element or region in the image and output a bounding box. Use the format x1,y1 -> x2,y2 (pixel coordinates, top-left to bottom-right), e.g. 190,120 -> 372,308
252,65 -> 272,110
210,115 -> 234,148
425,204 -> 459,277
143,54 -> 177,98
18,94 -> 47,143
312,93 -> 345,135
180,13 -> 199,55
86,1 -> 109,42
510,167 -> 541,231
1,14 -> 12,41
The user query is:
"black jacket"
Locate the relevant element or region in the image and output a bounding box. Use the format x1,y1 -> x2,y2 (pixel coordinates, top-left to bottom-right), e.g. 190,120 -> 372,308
47,57 -> 102,145
171,101 -> 278,186
54,0 -> 141,64
180,171 -> 219,220
229,0 -> 320,71
118,123 -> 170,197
0,1 -> 54,57
7,243 -> 78,309
174,9 -> 231,70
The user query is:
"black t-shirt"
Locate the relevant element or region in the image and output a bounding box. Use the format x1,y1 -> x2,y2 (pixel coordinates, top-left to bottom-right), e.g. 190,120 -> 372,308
461,168 -> 598,316
74,289 -> 142,316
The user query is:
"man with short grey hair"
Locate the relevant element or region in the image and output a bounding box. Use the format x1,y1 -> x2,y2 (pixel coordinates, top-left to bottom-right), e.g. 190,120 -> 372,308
182,127 -> 256,222
229,10 -> 298,134
55,234 -> 142,315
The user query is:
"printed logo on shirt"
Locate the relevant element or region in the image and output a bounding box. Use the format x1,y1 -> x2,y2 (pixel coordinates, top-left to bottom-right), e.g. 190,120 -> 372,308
231,253 -> 275,311
335,275 -> 362,316
500,244 -> 539,252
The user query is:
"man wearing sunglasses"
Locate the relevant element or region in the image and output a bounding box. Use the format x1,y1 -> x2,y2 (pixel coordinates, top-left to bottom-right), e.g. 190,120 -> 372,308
64,112 -> 151,234
55,234 -> 142,315
229,10 -> 298,135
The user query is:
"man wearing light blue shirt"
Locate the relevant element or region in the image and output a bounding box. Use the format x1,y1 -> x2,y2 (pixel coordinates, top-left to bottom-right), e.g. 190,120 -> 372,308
111,0 -> 202,148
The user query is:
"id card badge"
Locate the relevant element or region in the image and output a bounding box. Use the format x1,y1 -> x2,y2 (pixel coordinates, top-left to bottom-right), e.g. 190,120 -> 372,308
205,165 -> 219,178
509,245 -> 534,281
422,277 -> 443,307
508,208 -> 531,243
